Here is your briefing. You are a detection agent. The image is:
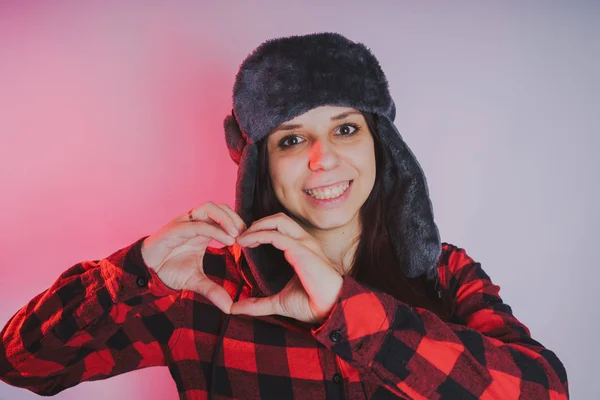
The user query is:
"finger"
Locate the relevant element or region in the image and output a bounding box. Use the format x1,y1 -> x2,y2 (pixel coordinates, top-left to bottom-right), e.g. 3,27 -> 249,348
200,202 -> 240,237
172,221 -> 236,248
237,231 -> 310,273
241,213 -> 305,239
236,230 -> 298,251
240,213 -> 324,256
218,203 -> 247,234
189,277 -> 234,314
230,295 -> 278,317
237,231 -> 341,305
176,202 -> 239,237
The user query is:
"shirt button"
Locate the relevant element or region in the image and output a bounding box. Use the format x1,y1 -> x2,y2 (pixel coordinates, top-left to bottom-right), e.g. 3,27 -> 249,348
329,329 -> 343,342
332,373 -> 342,384
136,276 -> 148,287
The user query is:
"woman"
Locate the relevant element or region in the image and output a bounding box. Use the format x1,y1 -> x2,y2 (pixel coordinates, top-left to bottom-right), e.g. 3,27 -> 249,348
1,33 -> 568,399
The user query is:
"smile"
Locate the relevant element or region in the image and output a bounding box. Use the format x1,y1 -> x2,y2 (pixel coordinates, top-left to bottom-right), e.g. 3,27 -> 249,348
304,180 -> 352,200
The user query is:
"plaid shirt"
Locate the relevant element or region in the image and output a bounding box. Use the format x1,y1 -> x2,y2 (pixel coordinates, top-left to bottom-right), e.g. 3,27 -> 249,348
1,237 -> 568,399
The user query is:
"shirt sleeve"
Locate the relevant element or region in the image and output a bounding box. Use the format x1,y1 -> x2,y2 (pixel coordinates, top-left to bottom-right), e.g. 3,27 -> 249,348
311,244 -> 569,400
0,236 -> 184,396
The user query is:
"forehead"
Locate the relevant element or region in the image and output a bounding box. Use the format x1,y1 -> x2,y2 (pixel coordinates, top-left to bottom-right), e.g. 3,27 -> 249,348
285,106 -> 360,124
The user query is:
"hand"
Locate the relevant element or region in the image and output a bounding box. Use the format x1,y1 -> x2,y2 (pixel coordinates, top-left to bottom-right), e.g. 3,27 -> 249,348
231,213 -> 343,324
140,202 -> 246,314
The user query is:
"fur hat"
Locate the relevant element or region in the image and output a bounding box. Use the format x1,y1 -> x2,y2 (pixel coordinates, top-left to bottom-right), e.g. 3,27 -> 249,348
224,32 -> 441,297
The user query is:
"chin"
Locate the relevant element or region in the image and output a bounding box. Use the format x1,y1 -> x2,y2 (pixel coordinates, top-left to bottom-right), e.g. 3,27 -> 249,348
306,209 -> 359,232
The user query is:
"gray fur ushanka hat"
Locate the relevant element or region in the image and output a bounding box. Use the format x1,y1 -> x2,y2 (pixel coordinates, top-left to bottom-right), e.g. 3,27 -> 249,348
224,32 -> 441,297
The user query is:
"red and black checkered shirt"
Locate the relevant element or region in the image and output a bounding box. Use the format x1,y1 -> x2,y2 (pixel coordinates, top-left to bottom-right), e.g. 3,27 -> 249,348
1,237 -> 568,399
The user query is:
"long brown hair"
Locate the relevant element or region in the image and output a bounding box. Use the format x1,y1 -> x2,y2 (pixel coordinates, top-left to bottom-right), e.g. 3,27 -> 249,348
252,112 -> 454,321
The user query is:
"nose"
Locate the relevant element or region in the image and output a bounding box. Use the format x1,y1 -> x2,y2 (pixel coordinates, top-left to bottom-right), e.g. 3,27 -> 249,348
308,140 -> 339,171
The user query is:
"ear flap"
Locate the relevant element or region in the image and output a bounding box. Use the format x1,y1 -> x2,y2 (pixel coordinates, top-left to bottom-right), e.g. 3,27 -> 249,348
377,116 -> 442,280
224,111 -> 246,165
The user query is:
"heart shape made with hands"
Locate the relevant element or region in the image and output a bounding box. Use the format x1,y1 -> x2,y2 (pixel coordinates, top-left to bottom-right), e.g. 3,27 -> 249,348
231,213 -> 344,325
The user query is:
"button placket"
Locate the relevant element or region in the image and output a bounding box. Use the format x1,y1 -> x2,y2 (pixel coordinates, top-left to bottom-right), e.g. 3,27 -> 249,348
136,276 -> 148,287
329,329 -> 343,342
332,373 -> 342,384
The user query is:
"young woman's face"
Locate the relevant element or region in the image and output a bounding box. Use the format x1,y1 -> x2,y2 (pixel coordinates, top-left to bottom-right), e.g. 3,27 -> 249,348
266,105 -> 376,233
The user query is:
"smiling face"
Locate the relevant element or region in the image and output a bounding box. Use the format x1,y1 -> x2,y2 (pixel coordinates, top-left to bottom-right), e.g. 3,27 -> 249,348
266,106 -> 376,235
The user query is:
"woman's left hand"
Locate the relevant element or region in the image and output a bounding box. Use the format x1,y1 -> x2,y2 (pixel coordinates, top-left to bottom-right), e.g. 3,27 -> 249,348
230,213 -> 344,324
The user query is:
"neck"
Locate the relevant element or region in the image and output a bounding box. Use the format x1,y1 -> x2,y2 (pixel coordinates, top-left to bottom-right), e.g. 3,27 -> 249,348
304,217 -> 361,275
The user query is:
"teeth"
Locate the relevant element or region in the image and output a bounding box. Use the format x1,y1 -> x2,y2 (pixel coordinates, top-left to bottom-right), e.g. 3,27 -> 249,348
305,181 -> 350,200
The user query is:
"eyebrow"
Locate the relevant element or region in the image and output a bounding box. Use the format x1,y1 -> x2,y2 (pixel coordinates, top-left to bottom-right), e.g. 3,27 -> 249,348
273,110 -> 361,132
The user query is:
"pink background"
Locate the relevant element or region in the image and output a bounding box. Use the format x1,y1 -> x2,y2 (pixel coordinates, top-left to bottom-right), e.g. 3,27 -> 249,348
1,2 -> 598,399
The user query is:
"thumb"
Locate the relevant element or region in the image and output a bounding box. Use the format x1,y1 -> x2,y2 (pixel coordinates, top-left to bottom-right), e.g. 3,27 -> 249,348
189,277 -> 234,314
230,295 -> 280,317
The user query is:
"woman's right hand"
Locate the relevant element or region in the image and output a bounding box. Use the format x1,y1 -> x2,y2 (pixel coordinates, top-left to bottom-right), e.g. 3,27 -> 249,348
140,202 -> 246,314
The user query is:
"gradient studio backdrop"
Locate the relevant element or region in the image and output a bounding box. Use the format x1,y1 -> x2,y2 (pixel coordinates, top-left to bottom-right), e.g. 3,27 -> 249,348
1,2 -> 598,399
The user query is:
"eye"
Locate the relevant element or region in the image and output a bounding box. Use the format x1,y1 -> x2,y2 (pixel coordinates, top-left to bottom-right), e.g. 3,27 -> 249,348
278,134 -> 305,149
336,123 -> 359,136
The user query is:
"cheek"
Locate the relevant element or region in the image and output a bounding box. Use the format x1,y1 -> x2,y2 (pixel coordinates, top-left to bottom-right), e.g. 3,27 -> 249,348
267,155 -> 281,188
269,171 -> 283,196
349,141 -> 376,180
367,150 -> 377,179
269,157 -> 301,196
